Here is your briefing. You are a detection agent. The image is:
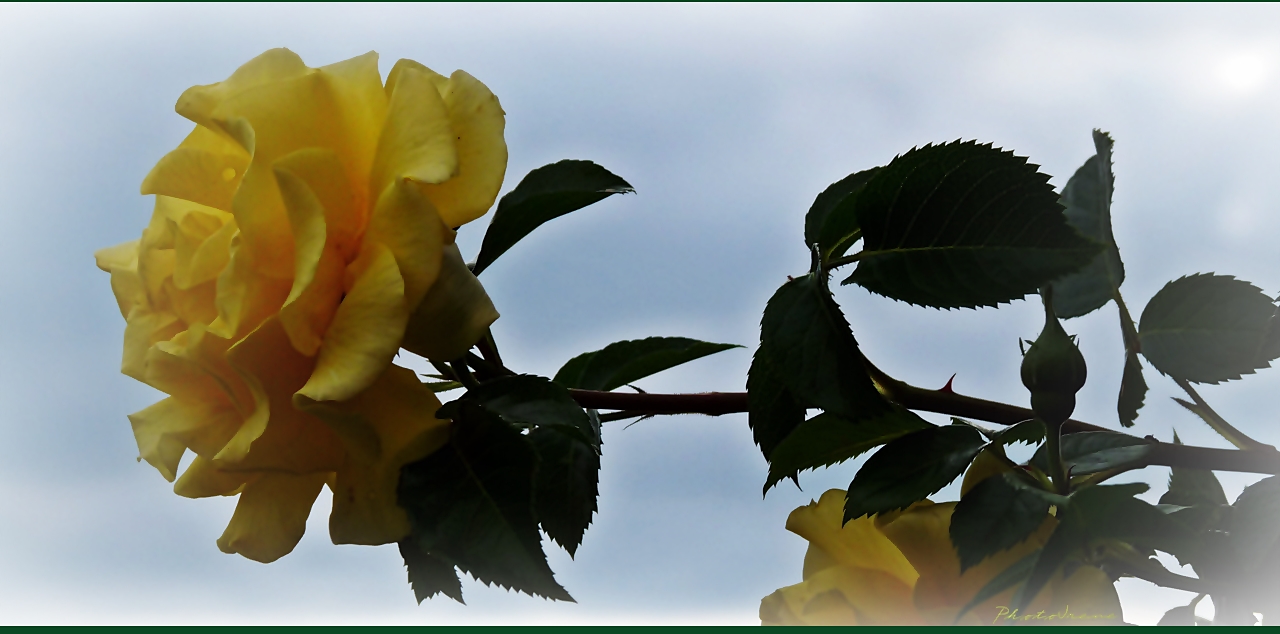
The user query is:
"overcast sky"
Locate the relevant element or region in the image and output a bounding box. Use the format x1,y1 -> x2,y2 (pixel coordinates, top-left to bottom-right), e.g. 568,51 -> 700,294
3,3 -> 1280,625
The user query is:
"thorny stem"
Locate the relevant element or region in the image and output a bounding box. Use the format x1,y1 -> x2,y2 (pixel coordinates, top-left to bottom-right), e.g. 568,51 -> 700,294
456,344 -> 1280,476
1173,377 -> 1273,452
561,367 -> 1280,476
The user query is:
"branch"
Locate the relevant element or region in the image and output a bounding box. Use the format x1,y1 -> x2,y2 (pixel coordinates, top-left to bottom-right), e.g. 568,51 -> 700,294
568,389 -> 748,416
859,356 -> 1108,434
564,376 -> 1280,475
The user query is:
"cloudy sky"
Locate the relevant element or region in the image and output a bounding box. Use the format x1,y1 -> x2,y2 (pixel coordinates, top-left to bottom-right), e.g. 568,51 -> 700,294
3,3 -> 1280,625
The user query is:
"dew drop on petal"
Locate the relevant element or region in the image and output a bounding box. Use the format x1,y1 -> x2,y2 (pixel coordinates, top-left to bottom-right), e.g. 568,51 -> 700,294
222,168 -> 236,182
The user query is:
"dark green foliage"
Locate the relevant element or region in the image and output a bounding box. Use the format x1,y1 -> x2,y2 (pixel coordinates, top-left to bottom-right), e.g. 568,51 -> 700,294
442,375 -> 602,556
398,402 -> 573,602
951,472 -> 1051,572
1227,476 -> 1280,572
1139,273 -> 1280,384
472,160 -> 633,275
746,351 -> 806,462
449,374 -> 598,447
764,409 -> 931,493
1118,350 -> 1147,428
749,274 -> 928,492
804,168 -> 880,263
1030,430 -> 1151,476
399,539 -> 465,604
1014,483 -> 1177,615
554,336 -> 741,392
844,423 -> 987,521
529,426 -> 600,557
1050,130 -> 1125,319
841,140 -> 1101,309
1160,432 -> 1228,508
1203,476 -> 1280,623
757,274 -> 892,420
995,418 -> 1047,446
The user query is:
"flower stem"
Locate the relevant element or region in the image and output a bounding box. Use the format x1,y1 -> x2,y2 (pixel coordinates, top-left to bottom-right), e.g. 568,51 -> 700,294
1044,419 -> 1069,494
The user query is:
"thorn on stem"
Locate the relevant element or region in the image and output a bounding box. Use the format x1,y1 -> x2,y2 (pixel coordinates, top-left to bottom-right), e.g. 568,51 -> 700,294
939,374 -> 957,393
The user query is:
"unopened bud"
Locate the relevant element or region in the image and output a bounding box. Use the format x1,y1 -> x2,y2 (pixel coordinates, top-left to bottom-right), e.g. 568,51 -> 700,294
1021,289 -> 1087,425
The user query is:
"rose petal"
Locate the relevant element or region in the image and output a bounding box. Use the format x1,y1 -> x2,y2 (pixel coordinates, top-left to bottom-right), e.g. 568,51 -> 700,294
128,397 -> 239,482
141,124 -> 250,212
94,240 -> 144,318
219,317 -> 344,473
176,48 -> 310,133
364,176 -> 446,308
146,325 -> 247,409
419,70 -> 508,228
760,566 -> 921,626
297,244 -> 410,403
400,242 -> 498,362
370,63 -> 457,200
295,364 -> 449,546
786,489 -> 918,587
216,471 -> 328,563
317,52 -> 386,204
174,455 -> 253,499
207,239 -> 291,341
274,148 -> 357,355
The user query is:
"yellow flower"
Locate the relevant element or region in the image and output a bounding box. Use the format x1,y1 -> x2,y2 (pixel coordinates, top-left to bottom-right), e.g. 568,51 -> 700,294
95,49 -> 507,563
760,489 -> 1123,625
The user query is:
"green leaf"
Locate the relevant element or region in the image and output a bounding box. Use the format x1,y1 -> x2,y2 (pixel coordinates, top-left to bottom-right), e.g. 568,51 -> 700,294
1228,476 -> 1280,571
951,472 -> 1052,572
1139,273 -> 1280,384
554,336 -> 741,392
764,410 -> 931,493
528,426 -> 600,557
1030,430 -> 1151,476
1050,130 -> 1126,319
758,274 -> 892,420
448,374 -> 597,447
996,418 -> 1047,446
746,351 -> 806,462
1160,432 -> 1228,508
399,538 -> 465,604
1118,349 -> 1147,428
954,549 -> 1039,623
841,140 -> 1101,309
804,168 -> 880,263
472,160 -> 633,275
844,423 -> 987,521
397,401 -> 572,601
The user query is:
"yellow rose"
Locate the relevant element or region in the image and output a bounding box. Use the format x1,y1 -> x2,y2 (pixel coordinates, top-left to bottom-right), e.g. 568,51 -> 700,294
94,48 -> 507,563
760,489 -> 1123,625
